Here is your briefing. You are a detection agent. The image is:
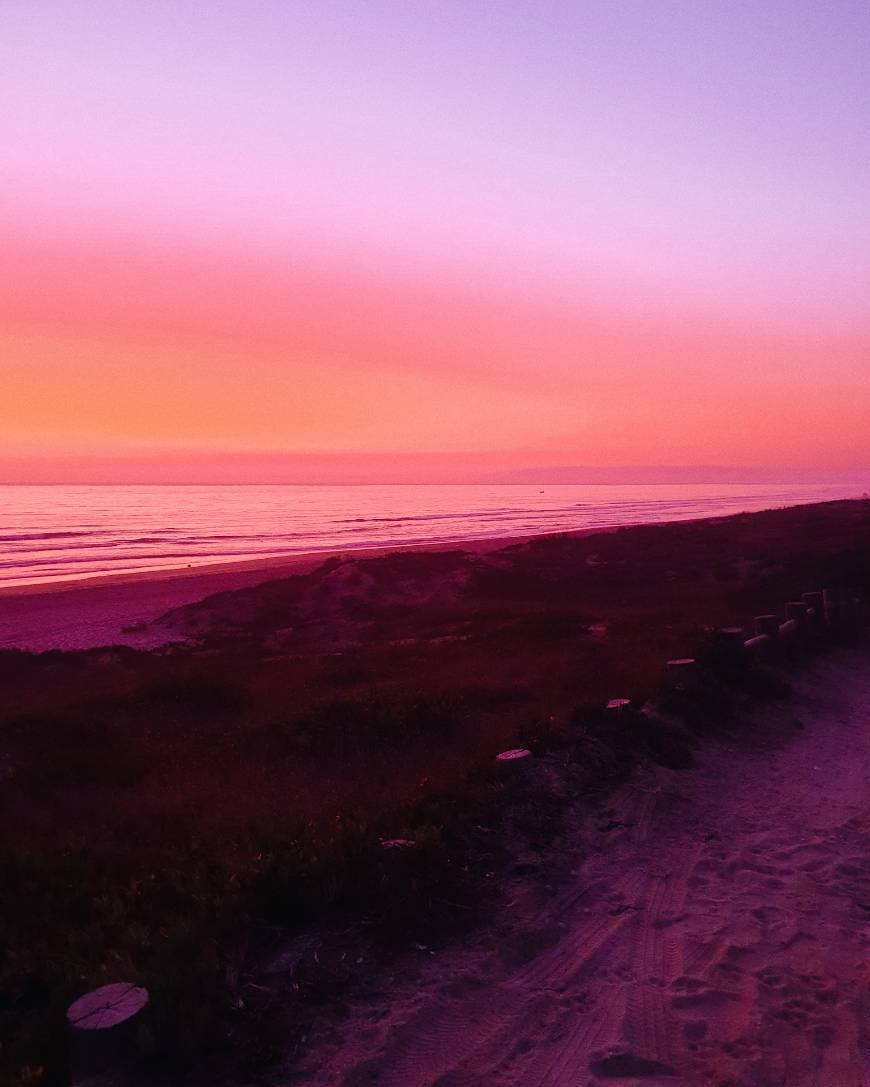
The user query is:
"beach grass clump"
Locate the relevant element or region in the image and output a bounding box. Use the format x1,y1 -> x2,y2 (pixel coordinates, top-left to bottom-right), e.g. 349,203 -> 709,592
287,692 -> 465,758
134,667 -> 249,715
4,712 -> 148,794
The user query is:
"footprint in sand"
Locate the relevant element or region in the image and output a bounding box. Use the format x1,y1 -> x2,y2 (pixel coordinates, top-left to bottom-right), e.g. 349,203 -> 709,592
755,966 -> 787,990
588,1051 -> 676,1078
798,856 -> 830,873
682,1020 -> 707,1042
754,964 -> 844,1048
669,986 -> 739,1008
720,1036 -> 759,1060
671,975 -> 705,991
750,905 -> 786,923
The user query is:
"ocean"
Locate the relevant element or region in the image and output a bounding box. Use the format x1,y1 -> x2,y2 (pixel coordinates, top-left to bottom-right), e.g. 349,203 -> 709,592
0,482 -> 863,589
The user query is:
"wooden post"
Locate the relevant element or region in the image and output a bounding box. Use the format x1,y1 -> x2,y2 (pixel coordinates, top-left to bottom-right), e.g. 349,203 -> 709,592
715,627 -> 746,663
496,747 -> 531,762
841,589 -> 863,635
664,658 -> 696,691
822,588 -> 841,629
743,634 -> 770,655
801,592 -> 825,629
496,747 -> 531,769
66,982 -> 148,1084
754,615 -> 779,639
496,747 -> 532,789
785,601 -> 809,624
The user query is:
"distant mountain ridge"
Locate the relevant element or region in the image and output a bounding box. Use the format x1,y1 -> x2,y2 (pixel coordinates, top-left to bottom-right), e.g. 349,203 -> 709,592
485,466 -> 863,485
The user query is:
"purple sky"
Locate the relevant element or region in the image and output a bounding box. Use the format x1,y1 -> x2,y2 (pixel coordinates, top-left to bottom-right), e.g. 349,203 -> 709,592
1,2 -> 868,481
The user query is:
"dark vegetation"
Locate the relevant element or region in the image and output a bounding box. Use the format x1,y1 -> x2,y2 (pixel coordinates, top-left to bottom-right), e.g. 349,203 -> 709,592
1,499 -> 869,1084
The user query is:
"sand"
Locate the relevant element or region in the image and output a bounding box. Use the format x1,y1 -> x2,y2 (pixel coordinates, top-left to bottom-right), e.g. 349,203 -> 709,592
289,649 -> 870,1086
0,530 -> 599,651
0,553 -> 327,652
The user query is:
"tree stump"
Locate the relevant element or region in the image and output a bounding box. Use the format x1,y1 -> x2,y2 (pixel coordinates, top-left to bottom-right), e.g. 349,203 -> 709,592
715,627 -> 746,664
743,633 -> 770,657
66,982 -> 148,1083
785,601 -> 809,624
754,615 -> 779,639
823,588 -> 841,629
802,592 -> 825,629
496,748 -> 531,784
496,748 -> 531,764
664,658 -> 695,684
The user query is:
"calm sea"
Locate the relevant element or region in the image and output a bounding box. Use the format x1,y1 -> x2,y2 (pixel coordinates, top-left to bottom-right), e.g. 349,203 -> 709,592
0,483 -> 863,588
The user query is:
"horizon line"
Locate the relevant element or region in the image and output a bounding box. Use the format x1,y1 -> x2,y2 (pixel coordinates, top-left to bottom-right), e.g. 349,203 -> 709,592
2,479 -> 866,488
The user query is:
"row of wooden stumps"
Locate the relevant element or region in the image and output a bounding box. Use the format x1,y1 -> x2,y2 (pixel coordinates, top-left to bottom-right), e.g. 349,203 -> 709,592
732,585 -> 862,659
602,584 -> 864,709
491,587 -> 864,762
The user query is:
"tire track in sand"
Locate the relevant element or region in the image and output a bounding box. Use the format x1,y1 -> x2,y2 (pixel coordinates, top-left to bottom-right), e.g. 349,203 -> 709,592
282,648 -> 870,1087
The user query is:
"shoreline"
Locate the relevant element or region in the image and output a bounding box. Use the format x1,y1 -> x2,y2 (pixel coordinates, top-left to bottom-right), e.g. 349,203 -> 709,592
0,531 -> 563,598
4,485 -> 864,600
2,497 -> 866,653
0,526 -> 613,652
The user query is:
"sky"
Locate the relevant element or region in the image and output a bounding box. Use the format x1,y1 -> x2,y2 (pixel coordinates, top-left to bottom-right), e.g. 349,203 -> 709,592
1,1 -> 868,483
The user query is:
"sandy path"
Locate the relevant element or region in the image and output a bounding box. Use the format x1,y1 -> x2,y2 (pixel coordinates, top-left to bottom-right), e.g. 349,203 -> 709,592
287,650 -> 869,1086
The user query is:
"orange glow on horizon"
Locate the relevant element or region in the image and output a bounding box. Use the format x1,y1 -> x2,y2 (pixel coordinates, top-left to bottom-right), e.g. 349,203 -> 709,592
2,223 -> 868,483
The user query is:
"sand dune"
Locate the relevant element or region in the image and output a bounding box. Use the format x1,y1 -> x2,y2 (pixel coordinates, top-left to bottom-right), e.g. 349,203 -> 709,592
289,650 -> 869,1086
0,534 -> 529,652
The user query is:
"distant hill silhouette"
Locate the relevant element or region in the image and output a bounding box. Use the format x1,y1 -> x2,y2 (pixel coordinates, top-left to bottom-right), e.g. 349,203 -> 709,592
485,465 -> 862,485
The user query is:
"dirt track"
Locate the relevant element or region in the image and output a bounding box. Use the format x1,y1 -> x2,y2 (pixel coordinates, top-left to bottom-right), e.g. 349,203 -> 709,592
287,650 -> 869,1086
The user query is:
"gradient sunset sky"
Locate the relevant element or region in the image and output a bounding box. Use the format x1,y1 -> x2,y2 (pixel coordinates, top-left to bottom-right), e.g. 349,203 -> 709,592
2,1 -> 868,483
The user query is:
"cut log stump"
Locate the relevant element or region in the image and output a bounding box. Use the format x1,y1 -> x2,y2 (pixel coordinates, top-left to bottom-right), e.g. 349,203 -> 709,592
754,615 -> 780,639
66,982 -> 148,1084
714,627 -> 746,664
802,591 -> 825,629
785,601 -> 809,624
496,748 -> 531,763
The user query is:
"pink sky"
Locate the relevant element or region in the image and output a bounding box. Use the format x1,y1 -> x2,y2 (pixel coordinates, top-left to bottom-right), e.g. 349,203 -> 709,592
1,2 -> 868,483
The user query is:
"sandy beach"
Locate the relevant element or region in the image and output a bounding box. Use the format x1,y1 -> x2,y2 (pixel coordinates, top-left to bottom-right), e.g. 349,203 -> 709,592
0,530 -> 594,651
0,532 -> 519,647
